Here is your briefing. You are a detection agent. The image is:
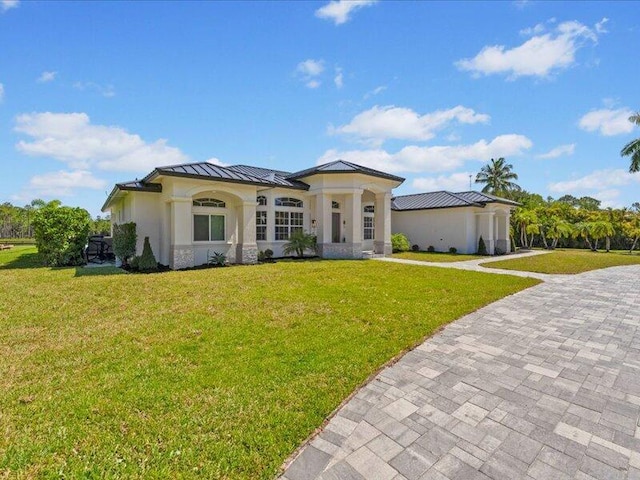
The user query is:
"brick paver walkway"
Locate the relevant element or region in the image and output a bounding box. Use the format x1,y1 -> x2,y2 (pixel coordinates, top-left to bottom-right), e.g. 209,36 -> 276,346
280,265 -> 640,480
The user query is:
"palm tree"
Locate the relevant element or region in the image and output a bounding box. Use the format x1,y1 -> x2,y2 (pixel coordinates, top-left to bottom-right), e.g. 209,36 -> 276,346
282,230 -> 317,258
621,112 -> 640,173
475,158 -> 521,197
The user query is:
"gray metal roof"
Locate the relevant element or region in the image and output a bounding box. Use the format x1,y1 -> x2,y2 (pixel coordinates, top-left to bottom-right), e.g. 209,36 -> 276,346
392,191 -> 519,211
454,191 -> 520,206
143,162 -> 308,190
288,160 -> 405,183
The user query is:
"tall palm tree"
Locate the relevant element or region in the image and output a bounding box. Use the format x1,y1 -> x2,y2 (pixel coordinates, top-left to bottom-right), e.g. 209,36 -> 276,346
475,158 -> 521,197
621,112 -> 640,173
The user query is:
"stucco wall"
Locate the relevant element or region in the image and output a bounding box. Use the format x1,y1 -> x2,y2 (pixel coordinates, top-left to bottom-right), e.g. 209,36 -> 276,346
131,192 -> 162,260
392,207 -> 477,253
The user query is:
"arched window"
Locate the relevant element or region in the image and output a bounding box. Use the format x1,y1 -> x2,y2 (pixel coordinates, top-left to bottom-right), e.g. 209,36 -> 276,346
193,198 -> 226,208
275,197 -> 303,208
332,201 -> 340,209
363,205 -> 375,213
257,195 -> 267,206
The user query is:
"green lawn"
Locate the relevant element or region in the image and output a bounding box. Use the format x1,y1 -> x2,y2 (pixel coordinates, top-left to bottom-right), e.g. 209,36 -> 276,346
483,248 -> 640,274
0,246 -> 538,479
392,251 -> 484,262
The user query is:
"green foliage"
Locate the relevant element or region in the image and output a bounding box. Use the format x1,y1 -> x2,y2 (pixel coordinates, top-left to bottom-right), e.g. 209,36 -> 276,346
137,237 -> 158,272
449,247 -> 457,254
391,233 -> 410,253
282,230 -> 317,257
620,112 -> 640,173
32,201 -> 91,266
129,255 -> 140,270
258,249 -> 274,263
477,236 -> 488,255
411,244 -> 420,252
427,245 -> 435,253
112,222 -> 137,266
90,215 -> 112,235
474,157 -> 521,197
208,251 -> 227,267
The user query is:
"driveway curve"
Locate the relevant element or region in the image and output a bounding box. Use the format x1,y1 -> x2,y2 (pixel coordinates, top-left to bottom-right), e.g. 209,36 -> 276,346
281,265 -> 640,480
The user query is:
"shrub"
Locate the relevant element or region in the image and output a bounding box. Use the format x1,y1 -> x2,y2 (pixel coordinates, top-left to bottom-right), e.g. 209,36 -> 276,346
113,222 -> 137,266
449,247 -> 457,254
427,245 -> 435,253
391,233 -> 410,253
477,236 -> 488,255
258,249 -> 274,263
32,202 -> 91,266
138,237 -> 158,272
129,255 -> 140,270
208,251 -> 227,267
411,244 -> 420,252
283,231 -> 317,257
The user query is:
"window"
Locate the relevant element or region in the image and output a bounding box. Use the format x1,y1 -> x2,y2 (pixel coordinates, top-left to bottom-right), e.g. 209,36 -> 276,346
364,216 -> 374,240
257,195 -> 267,206
275,197 -> 303,208
332,201 -> 340,209
256,211 -> 267,241
193,198 -> 226,208
194,214 -> 225,241
364,205 -> 375,213
275,211 -> 303,240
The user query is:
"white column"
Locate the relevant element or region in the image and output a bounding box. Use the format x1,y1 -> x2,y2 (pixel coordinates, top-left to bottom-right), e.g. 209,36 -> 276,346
236,201 -> 258,264
169,197 -> 194,269
374,192 -> 392,255
345,190 -> 362,244
315,193 -> 332,246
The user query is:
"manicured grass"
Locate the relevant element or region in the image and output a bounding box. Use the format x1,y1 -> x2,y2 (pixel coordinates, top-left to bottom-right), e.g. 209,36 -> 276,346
483,248 -> 640,274
0,247 -> 538,479
392,251 -> 484,262
0,238 -> 36,245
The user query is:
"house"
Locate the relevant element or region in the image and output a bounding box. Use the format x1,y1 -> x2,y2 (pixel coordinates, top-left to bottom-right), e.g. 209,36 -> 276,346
392,191 -> 519,255
101,160 -> 517,268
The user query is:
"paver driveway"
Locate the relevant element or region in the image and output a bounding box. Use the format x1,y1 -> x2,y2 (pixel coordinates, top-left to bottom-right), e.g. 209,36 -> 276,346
280,265 -> 640,480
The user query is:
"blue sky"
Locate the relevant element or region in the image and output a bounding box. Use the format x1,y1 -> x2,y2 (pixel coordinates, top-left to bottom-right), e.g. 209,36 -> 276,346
1,0 -> 638,217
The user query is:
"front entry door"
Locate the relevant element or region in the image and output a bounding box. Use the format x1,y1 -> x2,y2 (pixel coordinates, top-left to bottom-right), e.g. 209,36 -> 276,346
332,212 -> 341,243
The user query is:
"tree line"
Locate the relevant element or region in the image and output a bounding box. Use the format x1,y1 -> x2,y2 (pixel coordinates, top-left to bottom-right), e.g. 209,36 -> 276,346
0,199 -> 111,239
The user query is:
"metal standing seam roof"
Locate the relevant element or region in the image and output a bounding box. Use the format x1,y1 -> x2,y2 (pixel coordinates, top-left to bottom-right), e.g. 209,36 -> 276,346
391,190 -> 519,211
143,162 -> 309,190
287,160 -> 405,183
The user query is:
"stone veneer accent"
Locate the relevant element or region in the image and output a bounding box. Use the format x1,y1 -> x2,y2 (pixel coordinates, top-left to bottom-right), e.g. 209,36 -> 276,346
170,245 -> 195,270
236,244 -> 258,264
374,241 -> 393,256
496,238 -> 509,254
318,242 -> 363,259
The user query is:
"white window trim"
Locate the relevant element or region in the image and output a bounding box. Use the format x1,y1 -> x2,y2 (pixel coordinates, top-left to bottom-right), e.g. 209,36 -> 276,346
274,208 -> 304,242
192,211 -> 228,243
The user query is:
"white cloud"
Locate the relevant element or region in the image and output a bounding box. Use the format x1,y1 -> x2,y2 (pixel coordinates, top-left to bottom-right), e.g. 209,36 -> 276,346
296,59 -> 324,89
548,169 -> 640,192
73,81 -> 115,98
334,68 -> 344,89
28,170 -> 107,197
412,172 -> 475,192
37,71 -> 57,83
315,0 -> 377,25
205,157 -> 229,167
0,83 -> 4,102
536,143 -> 575,159
14,112 -> 188,172
332,105 -> 490,145
364,85 -> 387,99
317,134 -> 532,173
519,22 -> 546,36
1,0 -> 18,12
456,19 -> 602,79
578,107 -> 634,136
595,17 -> 609,34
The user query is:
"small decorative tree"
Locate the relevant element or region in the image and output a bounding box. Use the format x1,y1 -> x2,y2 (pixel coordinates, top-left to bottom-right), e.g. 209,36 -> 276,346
137,236 -> 158,272
32,201 -> 91,266
283,231 -> 317,257
477,236 -> 488,255
112,222 -> 137,267
391,233 -> 410,252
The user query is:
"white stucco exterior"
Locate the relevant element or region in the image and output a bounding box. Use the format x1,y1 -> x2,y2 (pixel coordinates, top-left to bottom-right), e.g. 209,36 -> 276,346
392,204 -> 512,255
